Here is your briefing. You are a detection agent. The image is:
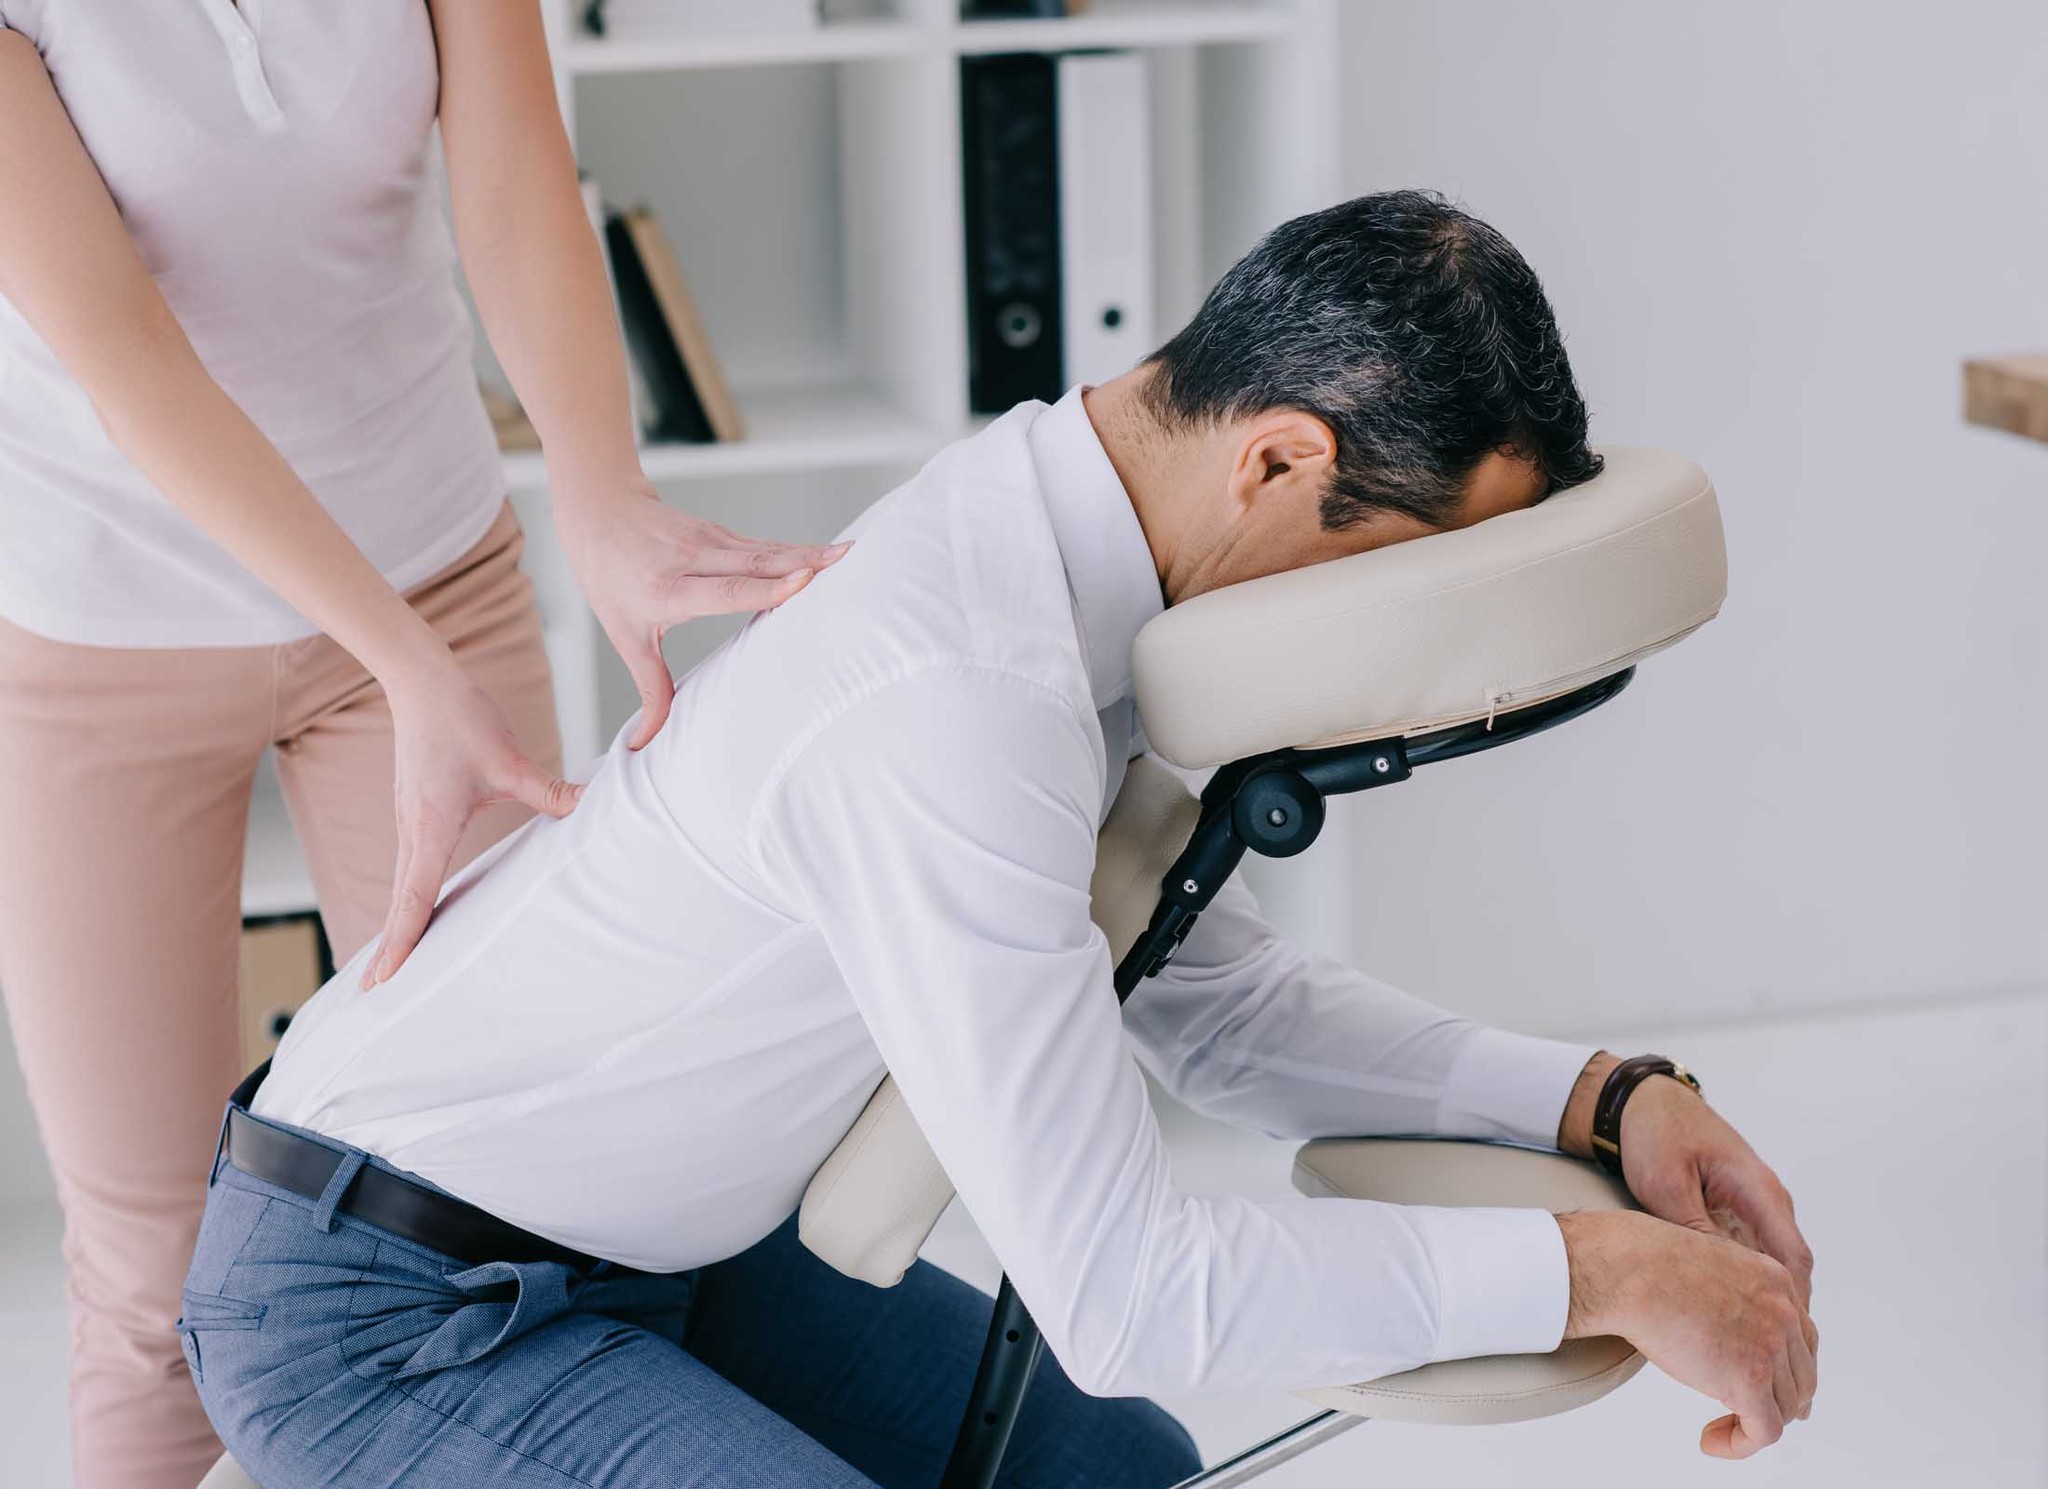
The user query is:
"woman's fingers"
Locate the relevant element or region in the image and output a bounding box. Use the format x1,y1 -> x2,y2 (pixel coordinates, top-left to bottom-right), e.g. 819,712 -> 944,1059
362,832 -> 414,990
668,567 -> 817,620
366,808 -> 461,989
503,755 -> 583,819
686,538 -> 849,579
618,630 -> 678,750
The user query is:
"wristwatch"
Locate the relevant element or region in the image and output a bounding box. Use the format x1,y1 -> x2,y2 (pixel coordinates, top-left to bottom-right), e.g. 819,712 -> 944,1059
1589,1054 -> 1702,1177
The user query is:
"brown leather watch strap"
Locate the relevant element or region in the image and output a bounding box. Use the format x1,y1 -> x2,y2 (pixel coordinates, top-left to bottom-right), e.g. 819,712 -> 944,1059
1589,1054 -> 1701,1177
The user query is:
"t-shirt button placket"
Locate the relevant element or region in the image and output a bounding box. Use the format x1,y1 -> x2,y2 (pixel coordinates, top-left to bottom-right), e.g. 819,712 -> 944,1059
232,45 -> 286,131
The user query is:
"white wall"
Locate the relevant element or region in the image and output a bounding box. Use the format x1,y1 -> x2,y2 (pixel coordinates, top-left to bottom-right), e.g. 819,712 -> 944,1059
1263,0 -> 2048,1037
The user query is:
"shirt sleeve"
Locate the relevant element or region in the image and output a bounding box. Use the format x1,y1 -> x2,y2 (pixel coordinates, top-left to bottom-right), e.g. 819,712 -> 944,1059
1123,868 -> 1598,1149
757,666 -> 1571,1398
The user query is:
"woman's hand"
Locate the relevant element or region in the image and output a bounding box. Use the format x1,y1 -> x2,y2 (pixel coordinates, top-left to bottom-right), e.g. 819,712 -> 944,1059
363,666 -> 582,988
557,481 -> 850,748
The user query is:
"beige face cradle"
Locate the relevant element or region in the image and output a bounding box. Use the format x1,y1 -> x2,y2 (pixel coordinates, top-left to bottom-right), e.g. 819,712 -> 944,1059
204,447 -> 1724,1489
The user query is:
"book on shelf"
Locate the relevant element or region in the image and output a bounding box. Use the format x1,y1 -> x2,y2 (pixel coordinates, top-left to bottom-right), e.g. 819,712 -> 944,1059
585,176 -> 656,437
607,205 -> 747,446
480,382 -> 541,453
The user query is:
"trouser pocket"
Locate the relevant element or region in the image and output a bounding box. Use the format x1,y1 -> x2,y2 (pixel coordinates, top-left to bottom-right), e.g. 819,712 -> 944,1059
344,1251 -> 579,1382
397,1259 -> 576,1379
175,1292 -> 265,1384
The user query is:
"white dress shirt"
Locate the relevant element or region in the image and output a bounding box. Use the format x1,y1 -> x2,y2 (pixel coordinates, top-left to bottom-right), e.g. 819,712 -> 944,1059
259,390 -> 1596,1397
0,0 -> 503,645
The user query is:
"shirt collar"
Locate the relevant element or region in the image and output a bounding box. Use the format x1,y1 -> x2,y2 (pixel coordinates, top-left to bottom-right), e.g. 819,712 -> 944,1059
1028,386 -> 1166,712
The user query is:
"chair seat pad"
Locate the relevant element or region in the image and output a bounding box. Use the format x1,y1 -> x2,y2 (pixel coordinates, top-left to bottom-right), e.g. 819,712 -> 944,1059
199,1455 -> 260,1489
1290,1139 -> 1646,1425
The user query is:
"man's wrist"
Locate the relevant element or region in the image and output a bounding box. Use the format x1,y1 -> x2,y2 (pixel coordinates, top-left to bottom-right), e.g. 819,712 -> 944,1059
1558,1050 -> 1620,1159
1556,1208 -> 1648,1339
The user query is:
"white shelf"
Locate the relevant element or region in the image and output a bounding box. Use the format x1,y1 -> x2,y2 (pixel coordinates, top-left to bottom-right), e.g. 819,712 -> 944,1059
949,3 -> 1296,53
555,4 -> 1302,75
559,18 -> 924,74
518,0 -> 1337,766
501,382 -> 950,488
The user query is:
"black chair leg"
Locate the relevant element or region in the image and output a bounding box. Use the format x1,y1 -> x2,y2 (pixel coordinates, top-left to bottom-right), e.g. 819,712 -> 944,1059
939,1274 -> 1044,1489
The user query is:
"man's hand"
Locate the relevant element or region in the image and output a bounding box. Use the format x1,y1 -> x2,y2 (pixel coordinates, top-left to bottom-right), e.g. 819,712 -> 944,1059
1559,1211 -> 1818,1458
1560,1052 -> 1814,1307
1556,1052 -> 1818,1456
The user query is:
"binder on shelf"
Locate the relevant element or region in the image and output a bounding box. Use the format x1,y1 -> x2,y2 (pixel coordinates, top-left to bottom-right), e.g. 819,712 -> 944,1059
1057,51 -> 1154,389
963,54 -> 1062,412
960,1 -> 1086,17
606,206 -> 747,445
961,49 -> 1153,413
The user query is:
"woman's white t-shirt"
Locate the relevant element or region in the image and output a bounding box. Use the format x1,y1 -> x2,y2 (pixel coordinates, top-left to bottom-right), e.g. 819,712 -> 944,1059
0,0 -> 505,647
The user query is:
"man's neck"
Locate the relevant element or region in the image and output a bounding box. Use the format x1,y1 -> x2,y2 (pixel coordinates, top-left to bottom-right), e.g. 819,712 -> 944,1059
1080,373 -> 1193,604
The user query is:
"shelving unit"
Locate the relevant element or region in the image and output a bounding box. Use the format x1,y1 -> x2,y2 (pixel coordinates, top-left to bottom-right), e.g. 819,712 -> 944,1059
244,0 -> 1340,921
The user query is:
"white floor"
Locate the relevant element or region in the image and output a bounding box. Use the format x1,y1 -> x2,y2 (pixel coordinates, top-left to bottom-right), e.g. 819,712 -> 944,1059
3,989 -> 2043,1488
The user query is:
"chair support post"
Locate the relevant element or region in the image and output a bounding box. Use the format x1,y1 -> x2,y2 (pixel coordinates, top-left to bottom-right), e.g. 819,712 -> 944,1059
1168,1409 -> 1369,1488
938,1274 -> 1044,1489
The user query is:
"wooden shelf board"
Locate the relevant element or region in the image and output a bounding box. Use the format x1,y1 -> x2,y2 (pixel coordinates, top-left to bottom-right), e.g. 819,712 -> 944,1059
502,383 -> 951,487
557,5 -> 1300,74
559,18 -> 924,75
1963,353 -> 2048,447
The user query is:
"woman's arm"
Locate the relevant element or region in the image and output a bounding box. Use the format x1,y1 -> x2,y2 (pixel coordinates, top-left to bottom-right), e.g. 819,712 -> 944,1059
429,0 -> 849,747
0,32 -> 578,983
0,33 -> 452,686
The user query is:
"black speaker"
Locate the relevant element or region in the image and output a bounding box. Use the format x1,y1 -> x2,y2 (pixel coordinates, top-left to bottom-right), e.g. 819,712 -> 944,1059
962,54 -> 1063,413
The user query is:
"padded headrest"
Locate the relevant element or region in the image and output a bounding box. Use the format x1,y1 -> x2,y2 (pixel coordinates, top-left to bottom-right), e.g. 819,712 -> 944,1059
1132,446 -> 1726,770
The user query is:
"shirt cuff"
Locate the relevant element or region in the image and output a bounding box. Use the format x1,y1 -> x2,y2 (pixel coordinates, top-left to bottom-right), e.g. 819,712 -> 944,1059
1437,1027 -> 1599,1150
1407,1205 -> 1571,1361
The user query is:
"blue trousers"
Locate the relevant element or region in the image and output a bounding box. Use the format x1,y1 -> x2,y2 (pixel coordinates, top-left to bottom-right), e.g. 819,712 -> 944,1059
180,1113 -> 1201,1488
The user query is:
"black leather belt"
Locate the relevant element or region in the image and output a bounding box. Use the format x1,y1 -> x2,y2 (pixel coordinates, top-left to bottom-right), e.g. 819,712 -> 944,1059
221,1061 -> 615,1273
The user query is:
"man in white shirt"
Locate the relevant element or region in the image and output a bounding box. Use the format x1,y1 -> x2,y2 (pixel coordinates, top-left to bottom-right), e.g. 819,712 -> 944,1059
184,193 -> 1816,1489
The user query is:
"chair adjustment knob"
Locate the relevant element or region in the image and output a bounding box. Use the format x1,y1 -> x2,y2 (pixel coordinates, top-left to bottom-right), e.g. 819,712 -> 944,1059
1231,768 -> 1326,858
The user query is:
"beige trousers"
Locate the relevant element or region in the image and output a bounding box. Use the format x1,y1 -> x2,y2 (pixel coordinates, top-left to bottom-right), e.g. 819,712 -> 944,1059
0,505 -> 561,1489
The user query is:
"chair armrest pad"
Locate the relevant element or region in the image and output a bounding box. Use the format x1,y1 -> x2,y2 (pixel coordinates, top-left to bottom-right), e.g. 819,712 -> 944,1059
798,1075 -> 953,1287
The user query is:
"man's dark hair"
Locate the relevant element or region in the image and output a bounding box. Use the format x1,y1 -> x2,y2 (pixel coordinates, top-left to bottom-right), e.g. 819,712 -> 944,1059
1142,190 -> 1602,529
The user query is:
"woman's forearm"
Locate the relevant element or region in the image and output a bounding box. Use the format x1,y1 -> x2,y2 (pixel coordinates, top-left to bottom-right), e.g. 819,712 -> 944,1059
95,322 -> 451,683
0,32 -> 451,686
431,0 -> 643,500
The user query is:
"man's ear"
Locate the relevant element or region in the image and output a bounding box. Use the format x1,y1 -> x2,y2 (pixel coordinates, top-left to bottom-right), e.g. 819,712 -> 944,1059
1224,408 -> 1339,513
